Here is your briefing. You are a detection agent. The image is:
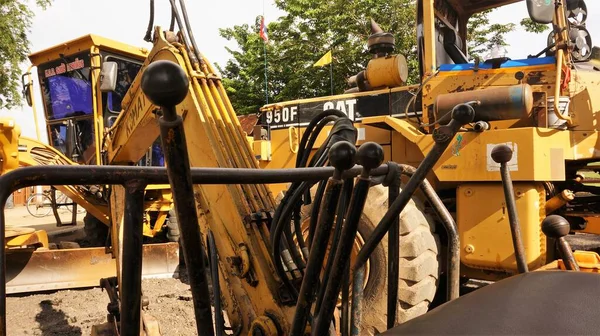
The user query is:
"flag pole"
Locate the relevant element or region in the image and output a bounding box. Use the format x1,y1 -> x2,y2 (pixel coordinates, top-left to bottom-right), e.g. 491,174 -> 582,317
328,17 -> 333,96
262,0 -> 268,104
264,40 -> 268,104
329,50 -> 333,95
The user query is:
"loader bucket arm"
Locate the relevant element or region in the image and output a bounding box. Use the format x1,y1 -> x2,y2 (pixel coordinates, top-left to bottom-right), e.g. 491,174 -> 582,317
15,136 -> 110,224
103,27 -> 290,333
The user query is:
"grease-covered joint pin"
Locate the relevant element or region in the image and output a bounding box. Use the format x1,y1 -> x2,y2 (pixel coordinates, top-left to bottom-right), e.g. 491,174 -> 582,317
542,215 -> 580,271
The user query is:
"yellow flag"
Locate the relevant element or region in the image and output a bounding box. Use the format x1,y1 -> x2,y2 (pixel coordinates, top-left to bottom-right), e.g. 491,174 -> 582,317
313,50 -> 332,67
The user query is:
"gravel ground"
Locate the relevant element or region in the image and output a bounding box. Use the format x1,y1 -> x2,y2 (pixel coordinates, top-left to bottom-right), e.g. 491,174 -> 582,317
6,276 -> 198,336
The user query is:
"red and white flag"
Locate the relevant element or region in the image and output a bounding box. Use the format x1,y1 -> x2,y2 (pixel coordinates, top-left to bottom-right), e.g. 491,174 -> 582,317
259,16 -> 269,43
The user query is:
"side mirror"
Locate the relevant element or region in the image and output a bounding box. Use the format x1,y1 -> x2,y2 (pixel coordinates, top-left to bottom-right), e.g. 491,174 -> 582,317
21,73 -> 32,107
100,61 -> 118,92
527,0 -> 555,24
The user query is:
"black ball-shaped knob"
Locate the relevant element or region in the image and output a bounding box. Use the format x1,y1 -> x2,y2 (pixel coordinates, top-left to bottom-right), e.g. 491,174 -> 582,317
356,142 -> 384,171
329,141 -> 357,172
491,144 -> 513,164
141,60 -> 189,107
542,215 -> 571,239
451,104 -> 476,125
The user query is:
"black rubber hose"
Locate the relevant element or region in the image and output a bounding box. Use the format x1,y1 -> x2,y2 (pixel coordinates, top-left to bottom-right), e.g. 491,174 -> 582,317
272,153 -> 329,252
293,207 -> 307,259
169,7 -> 175,31
307,179 -> 327,249
283,212 -> 306,274
207,231 -> 225,336
314,177 -> 354,315
167,0 -> 197,64
290,178 -> 343,336
178,0 -> 204,66
298,115 -> 340,168
296,110 -> 347,168
144,0 -> 155,42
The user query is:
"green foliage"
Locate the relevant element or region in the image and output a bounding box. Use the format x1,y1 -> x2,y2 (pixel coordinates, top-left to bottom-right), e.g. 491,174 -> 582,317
520,18 -> 550,34
467,10 -> 515,59
0,0 -> 51,109
218,1 -> 547,115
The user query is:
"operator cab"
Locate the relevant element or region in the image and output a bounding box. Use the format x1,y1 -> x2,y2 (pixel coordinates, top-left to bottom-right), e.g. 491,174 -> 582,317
26,35 -> 147,165
423,0 -> 593,74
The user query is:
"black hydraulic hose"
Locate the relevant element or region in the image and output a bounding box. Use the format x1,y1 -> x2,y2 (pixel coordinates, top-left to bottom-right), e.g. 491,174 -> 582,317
296,109 -> 347,168
144,0 -> 155,42
307,179 -> 327,249
313,177 -> 371,336
271,150 -> 329,249
207,231 -> 225,336
169,7 -> 176,31
298,115 -> 340,168
167,0 -> 198,65
293,207 -> 307,259
283,214 -> 307,274
177,0 -> 204,66
271,154 -> 329,284
290,141 -> 355,336
290,177 -> 344,336
314,177 -> 353,315
312,143 -> 384,336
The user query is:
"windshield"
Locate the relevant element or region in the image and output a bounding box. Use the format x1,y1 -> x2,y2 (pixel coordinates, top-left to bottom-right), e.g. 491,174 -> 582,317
106,57 -> 142,112
38,52 -> 93,121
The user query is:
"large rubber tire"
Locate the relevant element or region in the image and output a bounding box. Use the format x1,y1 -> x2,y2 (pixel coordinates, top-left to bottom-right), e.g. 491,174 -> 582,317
296,183 -> 440,335
166,209 -> 180,243
83,213 -> 109,247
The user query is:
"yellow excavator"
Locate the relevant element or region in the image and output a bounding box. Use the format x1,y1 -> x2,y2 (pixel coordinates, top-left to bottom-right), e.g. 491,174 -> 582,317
1,0 -> 600,335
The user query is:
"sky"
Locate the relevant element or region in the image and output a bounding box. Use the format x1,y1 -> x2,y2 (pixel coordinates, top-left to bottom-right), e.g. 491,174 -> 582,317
1,0 -> 598,143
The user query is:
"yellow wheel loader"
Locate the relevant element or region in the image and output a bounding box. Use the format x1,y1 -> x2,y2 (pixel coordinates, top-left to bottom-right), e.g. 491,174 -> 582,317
0,0 -> 599,335
258,0 -> 600,327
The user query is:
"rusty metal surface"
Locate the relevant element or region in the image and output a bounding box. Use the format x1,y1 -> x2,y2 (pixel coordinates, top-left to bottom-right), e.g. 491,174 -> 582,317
5,243 -> 179,294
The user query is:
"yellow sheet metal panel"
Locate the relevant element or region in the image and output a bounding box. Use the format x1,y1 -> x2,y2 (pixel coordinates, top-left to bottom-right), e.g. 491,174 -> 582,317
28,34 -> 147,66
569,70 -> 600,131
432,128 -> 571,182
457,182 -> 546,272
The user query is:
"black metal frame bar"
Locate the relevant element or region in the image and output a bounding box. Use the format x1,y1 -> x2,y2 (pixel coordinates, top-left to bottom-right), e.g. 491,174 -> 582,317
0,164 -> 390,336
120,180 -> 146,336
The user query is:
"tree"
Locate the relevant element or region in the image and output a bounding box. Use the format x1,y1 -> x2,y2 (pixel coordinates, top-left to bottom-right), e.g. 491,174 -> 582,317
217,1 -> 547,115
0,0 -> 52,109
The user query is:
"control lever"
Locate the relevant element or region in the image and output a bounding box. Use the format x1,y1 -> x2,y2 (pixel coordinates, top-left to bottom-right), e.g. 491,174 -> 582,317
313,142 -> 384,336
542,215 -> 580,271
491,144 -> 528,273
141,60 -> 215,336
290,141 -> 356,336
352,103 -> 476,301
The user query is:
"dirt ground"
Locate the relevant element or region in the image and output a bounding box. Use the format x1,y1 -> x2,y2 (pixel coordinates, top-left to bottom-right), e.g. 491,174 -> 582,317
4,206 -> 202,336
6,274 -> 199,336
5,205 -> 600,335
